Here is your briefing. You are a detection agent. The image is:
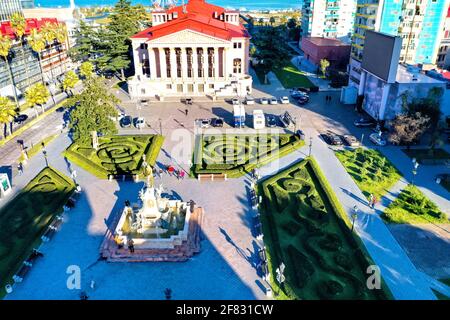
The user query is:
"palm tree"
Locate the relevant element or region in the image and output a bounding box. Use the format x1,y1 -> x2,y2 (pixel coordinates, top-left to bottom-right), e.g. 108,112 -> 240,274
27,28 -> 46,83
0,96 -> 17,138
10,12 -> 30,87
54,23 -> 68,73
0,35 -> 20,110
25,82 -> 50,116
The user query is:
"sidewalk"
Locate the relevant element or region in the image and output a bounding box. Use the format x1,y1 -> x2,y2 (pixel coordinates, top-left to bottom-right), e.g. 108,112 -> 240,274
377,146 -> 450,217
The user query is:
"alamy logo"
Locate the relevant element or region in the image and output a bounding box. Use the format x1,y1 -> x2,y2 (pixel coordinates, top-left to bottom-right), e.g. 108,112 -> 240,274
66,265 -> 81,290
366,265 -> 381,290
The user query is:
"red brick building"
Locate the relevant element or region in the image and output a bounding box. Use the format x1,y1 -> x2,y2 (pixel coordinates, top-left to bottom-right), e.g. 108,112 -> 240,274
301,37 -> 351,69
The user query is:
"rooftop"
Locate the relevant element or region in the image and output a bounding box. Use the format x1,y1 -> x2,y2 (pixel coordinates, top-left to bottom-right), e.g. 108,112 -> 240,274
131,0 -> 249,42
0,18 -> 61,39
396,65 -> 445,85
303,37 -> 350,47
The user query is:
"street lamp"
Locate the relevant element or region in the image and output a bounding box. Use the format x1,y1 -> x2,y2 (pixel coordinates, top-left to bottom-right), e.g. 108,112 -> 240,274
351,205 -> 358,232
308,136 -> 313,157
43,150 -> 48,167
411,158 -> 419,186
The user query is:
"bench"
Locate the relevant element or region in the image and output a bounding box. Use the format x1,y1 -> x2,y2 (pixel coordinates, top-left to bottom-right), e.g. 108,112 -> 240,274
24,249 -> 43,267
108,174 -> 139,182
197,173 -> 227,182
13,263 -> 31,283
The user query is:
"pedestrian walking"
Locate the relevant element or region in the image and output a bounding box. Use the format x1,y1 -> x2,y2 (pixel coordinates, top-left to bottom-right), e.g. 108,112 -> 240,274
167,165 -> 175,176
185,109 -> 188,116
368,193 -> 374,208
180,170 -> 185,180
127,238 -> 135,253
372,195 -> 377,209
18,162 -> 23,175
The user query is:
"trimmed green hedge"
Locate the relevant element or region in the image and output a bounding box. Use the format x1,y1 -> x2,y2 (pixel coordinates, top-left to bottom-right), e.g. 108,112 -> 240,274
257,158 -> 393,300
63,135 -> 164,179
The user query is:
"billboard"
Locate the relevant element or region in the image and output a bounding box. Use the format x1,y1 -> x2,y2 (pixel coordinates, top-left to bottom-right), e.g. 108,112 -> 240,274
361,30 -> 402,83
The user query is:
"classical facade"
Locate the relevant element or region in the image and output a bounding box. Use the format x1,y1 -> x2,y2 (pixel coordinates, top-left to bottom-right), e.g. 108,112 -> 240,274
128,0 -> 252,99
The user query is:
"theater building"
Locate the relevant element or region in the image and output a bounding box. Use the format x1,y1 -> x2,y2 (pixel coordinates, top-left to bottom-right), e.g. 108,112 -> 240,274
128,0 -> 253,100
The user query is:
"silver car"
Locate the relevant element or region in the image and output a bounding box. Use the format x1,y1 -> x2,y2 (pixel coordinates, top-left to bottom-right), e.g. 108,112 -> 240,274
269,97 -> 278,105
260,97 -> 269,105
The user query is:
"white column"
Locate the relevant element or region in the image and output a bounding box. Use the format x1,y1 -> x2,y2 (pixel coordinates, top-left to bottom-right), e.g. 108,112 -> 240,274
159,48 -> 167,79
203,47 -> 209,79
133,44 -> 143,77
170,47 -> 177,79
192,47 -> 198,80
181,47 -> 188,79
214,47 -> 220,79
148,47 -> 157,80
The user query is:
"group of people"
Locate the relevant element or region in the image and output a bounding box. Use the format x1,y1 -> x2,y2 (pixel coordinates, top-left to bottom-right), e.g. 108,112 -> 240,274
164,165 -> 186,180
325,95 -> 333,103
368,193 -> 378,209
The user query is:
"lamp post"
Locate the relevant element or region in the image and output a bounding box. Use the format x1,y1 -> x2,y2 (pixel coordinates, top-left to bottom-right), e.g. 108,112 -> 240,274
308,136 -> 313,157
43,150 -> 48,167
411,158 -> 419,186
351,205 -> 358,232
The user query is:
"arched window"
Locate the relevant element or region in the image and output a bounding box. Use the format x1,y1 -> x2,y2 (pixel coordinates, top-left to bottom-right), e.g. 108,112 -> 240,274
233,58 -> 242,74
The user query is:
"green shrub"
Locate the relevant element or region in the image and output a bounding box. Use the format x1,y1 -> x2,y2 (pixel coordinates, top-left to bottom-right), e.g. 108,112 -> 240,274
287,245 -> 315,288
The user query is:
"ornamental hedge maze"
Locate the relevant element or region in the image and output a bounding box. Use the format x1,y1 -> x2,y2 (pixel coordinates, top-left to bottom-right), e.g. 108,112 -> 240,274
259,159 -> 388,300
0,167 -> 75,292
193,134 -> 304,178
64,135 -> 164,179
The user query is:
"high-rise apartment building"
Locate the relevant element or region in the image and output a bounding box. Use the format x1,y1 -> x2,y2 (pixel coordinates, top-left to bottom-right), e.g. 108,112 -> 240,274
349,0 -> 450,87
301,0 -> 357,41
0,0 -> 23,21
436,4 -> 450,69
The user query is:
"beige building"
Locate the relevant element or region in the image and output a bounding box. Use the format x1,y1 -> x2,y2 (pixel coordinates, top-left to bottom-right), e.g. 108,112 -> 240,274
128,0 -> 252,100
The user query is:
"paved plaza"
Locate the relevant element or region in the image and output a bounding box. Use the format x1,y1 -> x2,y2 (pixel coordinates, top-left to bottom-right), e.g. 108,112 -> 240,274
2,70 -> 449,300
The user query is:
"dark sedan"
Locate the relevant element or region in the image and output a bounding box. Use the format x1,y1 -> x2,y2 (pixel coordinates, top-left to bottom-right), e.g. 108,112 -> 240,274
322,132 -> 343,145
120,116 -> 132,128
14,114 -> 28,124
211,118 -> 224,127
354,118 -> 376,128
266,114 -> 277,128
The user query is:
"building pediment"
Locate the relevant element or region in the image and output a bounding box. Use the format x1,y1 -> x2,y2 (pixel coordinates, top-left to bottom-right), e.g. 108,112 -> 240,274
147,29 -> 230,46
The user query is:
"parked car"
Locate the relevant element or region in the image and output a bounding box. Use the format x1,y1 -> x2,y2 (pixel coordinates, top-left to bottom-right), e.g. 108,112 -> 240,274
14,114 -> 28,124
354,118 -> 376,128
245,96 -> 255,105
134,117 -> 146,129
280,96 -> 289,104
199,118 -> 211,128
231,97 -> 240,105
120,116 -> 132,128
140,99 -> 149,106
181,97 -> 193,105
343,135 -> 360,147
322,132 -> 343,145
210,118 -> 224,127
296,129 -> 306,141
269,97 -> 278,105
291,90 -> 309,99
260,97 -> 269,105
296,95 -> 310,105
369,132 -> 386,146
266,114 -> 277,128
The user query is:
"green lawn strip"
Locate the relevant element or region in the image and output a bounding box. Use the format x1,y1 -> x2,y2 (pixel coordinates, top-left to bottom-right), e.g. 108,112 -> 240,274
402,148 -> 450,163
193,134 -> 304,178
63,135 -> 164,179
440,278 -> 450,286
18,133 -> 60,163
258,157 -> 392,300
382,185 -> 448,224
0,102 -> 65,147
432,289 -> 450,300
252,65 -> 270,85
0,167 -> 75,298
335,148 -> 402,200
272,61 -> 315,89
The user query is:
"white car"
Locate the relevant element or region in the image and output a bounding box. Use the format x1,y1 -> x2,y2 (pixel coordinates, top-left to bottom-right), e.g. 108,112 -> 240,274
199,118 -> 211,128
232,98 -> 240,105
260,97 -> 269,105
280,96 -> 289,104
369,133 -> 386,146
134,117 -> 146,129
245,96 -> 255,105
269,97 -> 278,105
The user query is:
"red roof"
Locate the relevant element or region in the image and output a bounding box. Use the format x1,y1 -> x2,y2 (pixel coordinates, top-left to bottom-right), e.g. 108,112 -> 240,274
132,0 -> 249,42
0,18 -> 61,39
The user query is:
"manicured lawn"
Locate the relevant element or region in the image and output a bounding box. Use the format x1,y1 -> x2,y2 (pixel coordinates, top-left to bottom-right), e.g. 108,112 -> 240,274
335,148 -> 402,199
259,158 -> 390,300
64,135 -> 164,179
402,148 -> 450,163
272,61 -> 315,89
0,167 -> 75,296
193,134 -> 304,178
382,185 -> 448,224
